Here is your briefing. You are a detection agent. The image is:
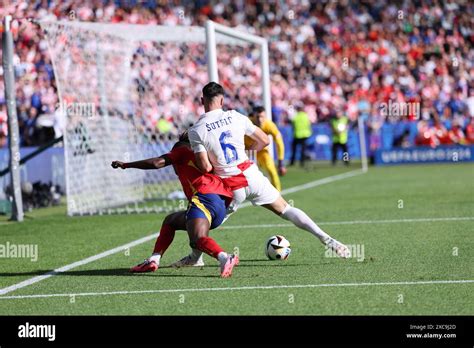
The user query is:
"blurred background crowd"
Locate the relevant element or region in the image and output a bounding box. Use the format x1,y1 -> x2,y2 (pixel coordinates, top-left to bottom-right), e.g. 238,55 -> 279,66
0,0 -> 473,152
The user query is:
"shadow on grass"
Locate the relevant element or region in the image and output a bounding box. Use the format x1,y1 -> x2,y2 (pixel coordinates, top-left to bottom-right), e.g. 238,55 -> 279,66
0,259 -> 318,279
0,268 -> 221,279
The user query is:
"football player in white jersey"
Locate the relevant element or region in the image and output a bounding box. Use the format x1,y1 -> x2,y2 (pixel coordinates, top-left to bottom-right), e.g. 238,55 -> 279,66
171,82 -> 350,267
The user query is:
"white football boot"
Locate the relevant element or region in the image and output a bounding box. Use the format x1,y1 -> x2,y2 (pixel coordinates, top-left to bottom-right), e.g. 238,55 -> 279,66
170,253 -> 205,268
325,238 -> 351,259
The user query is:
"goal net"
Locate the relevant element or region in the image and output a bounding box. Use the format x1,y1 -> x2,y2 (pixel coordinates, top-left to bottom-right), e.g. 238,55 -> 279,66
39,20 -> 258,216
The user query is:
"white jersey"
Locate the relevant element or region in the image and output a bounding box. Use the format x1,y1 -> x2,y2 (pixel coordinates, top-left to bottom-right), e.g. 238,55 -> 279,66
188,109 -> 257,177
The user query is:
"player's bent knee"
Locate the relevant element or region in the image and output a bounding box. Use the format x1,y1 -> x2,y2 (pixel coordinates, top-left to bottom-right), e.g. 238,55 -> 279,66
270,196 -> 288,214
163,211 -> 186,230
163,214 -> 176,225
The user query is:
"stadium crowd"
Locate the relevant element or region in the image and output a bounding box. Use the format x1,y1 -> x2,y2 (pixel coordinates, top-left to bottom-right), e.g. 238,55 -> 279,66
0,0 -> 473,151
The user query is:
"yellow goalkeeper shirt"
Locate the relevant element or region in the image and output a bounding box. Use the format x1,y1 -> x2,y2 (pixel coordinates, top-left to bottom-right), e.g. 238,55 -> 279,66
245,118 -> 285,161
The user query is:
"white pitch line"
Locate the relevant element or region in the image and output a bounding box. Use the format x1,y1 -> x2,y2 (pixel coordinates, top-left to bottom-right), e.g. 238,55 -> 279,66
0,279 -> 473,300
281,169 -> 364,195
238,169 -> 364,209
0,169 -> 365,296
220,216 -> 474,230
2,215 -> 470,297
0,233 -> 159,296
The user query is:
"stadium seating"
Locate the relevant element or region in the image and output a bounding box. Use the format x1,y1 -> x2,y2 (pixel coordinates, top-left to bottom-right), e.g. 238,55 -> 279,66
0,0 -> 473,152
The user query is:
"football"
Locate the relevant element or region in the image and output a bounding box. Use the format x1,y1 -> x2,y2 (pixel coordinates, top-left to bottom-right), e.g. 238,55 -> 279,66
265,235 -> 291,260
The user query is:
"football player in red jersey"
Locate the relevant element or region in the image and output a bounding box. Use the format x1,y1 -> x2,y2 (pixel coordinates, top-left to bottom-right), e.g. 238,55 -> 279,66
111,134 -> 239,278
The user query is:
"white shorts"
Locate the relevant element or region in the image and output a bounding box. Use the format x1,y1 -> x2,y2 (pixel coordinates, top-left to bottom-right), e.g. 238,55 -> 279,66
225,163 -> 280,214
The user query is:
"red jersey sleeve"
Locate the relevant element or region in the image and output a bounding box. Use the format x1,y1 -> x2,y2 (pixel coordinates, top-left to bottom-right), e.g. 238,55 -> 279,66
165,146 -> 189,165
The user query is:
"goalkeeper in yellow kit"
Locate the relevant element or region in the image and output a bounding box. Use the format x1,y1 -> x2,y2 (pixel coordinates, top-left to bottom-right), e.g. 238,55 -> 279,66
244,106 -> 286,191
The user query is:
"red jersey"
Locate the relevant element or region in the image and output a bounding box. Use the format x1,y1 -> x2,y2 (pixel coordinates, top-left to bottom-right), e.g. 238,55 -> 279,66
165,145 -> 233,202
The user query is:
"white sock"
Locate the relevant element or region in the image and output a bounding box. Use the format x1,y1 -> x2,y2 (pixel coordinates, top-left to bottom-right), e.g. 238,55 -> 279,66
149,253 -> 161,264
217,251 -> 228,264
280,205 -> 330,243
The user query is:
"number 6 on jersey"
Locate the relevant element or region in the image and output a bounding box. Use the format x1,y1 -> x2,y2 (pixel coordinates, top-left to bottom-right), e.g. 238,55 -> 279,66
219,131 -> 238,164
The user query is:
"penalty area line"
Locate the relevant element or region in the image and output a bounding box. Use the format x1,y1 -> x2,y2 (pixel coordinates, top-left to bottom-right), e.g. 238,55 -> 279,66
239,168 -> 364,209
0,279 -> 473,300
0,168 -> 365,297
220,216 -> 474,230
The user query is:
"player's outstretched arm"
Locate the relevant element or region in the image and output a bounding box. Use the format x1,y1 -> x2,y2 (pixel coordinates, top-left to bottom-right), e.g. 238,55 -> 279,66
111,156 -> 170,170
248,127 -> 270,151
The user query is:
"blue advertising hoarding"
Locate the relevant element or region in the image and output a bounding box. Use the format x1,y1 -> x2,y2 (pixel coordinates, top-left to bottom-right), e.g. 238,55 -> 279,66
374,145 -> 474,165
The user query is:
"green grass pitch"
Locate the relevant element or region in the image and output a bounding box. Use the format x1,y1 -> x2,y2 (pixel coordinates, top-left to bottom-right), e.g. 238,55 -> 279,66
0,163 -> 473,315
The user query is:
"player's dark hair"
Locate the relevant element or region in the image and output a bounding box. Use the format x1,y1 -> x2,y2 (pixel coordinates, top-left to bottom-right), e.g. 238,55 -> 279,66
253,106 -> 265,114
172,130 -> 190,150
178,130 -> 189,143
202,82 -> 224,100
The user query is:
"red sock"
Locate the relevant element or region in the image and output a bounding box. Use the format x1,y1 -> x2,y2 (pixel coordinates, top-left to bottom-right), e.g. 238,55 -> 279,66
153,224 -> 176,255
196,236 -> 224,259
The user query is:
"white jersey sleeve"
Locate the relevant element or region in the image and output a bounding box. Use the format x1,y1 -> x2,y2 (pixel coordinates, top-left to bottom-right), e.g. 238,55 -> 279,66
188,109 -> 255,177
188,128 -> 206,153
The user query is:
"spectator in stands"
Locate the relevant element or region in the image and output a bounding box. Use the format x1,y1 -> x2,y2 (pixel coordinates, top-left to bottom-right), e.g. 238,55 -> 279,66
467,89 -> 474,118
434,120 -> 452,146
22,108 -> 38,146
0,104 -> 7,148
0,0 -> 472,153
415,121 -> 437,148
393,130 -> 411,149
466,118 -> 474,144
449,120 -> 467,145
